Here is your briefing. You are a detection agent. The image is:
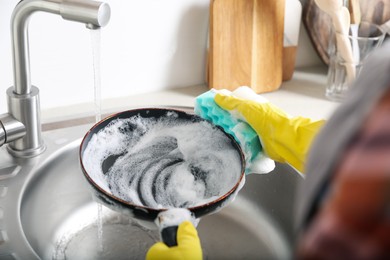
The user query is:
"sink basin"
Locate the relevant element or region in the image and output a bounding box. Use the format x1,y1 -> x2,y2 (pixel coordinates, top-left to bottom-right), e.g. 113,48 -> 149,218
0,109 -> 303,259
21,144 -> 302,259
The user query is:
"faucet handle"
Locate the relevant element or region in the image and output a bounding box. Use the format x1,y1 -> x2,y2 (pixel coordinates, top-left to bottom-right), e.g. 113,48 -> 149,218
0,114 -> 26,147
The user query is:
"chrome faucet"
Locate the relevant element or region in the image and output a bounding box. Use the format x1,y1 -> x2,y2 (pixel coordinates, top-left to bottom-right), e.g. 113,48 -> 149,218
0,0 -> 110,157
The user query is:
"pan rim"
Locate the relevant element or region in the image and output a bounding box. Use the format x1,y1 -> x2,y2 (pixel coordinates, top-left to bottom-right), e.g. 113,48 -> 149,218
79,107 -> 246,214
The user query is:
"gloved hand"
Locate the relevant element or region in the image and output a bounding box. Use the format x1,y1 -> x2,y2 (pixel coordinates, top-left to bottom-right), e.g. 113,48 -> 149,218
215,88 -> 325,172
146,221 -> 202,260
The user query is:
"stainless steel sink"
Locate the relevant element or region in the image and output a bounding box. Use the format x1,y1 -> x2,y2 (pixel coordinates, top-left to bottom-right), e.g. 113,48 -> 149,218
0,111 -> 303,259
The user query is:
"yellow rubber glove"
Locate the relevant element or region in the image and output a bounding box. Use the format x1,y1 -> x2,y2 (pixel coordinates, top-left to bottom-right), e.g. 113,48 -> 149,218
146,221 -> 202,260
215,93 -> 325,173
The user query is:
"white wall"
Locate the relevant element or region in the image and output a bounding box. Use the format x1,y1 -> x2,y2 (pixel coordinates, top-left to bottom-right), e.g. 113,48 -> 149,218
0,0 -> 321,116
0,0 -> 210,113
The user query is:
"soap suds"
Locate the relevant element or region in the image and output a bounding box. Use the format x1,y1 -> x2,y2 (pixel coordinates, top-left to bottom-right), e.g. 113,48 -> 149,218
82,111 -> 242,209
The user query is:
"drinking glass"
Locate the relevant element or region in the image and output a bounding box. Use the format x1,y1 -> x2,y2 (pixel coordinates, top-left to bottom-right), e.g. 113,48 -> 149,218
326,22 -> 385,101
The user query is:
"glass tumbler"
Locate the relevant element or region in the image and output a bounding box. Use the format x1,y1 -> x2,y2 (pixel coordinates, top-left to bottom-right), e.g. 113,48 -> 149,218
326,22 -> 385,102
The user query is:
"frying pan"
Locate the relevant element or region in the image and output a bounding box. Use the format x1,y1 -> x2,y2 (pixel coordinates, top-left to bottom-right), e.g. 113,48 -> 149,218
79,108 -> 246,246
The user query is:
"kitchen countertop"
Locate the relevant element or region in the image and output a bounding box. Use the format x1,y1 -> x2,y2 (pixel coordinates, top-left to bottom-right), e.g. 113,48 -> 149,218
42,65 -> 340,129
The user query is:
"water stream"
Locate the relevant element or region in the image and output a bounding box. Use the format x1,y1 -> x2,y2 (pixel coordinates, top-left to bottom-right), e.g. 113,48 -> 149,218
97,204 -> 104,252
90,29 -> 102,123
90,28 -> 104,252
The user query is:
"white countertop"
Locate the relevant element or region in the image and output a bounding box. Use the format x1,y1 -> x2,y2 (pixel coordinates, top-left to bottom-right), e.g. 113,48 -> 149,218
42,65 -> 340,125
262,66 -> 339,120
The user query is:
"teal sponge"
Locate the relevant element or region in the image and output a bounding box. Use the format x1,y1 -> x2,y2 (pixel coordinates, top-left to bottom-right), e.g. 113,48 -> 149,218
194,90 -> 274,174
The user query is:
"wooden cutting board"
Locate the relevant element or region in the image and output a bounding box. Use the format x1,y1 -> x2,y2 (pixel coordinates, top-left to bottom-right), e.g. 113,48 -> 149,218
208,0 -> 285,93
303,0 -> 390,65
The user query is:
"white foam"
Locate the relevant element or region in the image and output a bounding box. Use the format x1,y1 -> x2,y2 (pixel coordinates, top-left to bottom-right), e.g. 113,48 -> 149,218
82,111 -> 242,209
156,208 -> 198,230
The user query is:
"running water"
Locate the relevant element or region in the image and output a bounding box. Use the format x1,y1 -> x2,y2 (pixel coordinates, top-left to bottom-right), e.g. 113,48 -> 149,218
90,28 -> 102,123
90,28 -> 104,252
97,203 -> 104,252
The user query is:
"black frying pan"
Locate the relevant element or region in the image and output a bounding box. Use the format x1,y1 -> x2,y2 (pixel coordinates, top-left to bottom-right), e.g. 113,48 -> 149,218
79,108 -> 246,245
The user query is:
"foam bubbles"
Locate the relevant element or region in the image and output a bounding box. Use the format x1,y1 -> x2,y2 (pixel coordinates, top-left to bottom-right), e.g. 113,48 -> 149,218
82,111 -> 243,209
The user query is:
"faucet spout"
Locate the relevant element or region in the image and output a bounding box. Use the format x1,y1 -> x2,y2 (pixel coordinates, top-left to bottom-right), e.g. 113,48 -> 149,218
3,0 -> 110,157
61,0 -> 111,29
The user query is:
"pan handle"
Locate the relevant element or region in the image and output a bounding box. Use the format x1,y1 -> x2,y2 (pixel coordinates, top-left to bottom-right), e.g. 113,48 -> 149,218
161,226 -> 179,247
156,208 -> 197,247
